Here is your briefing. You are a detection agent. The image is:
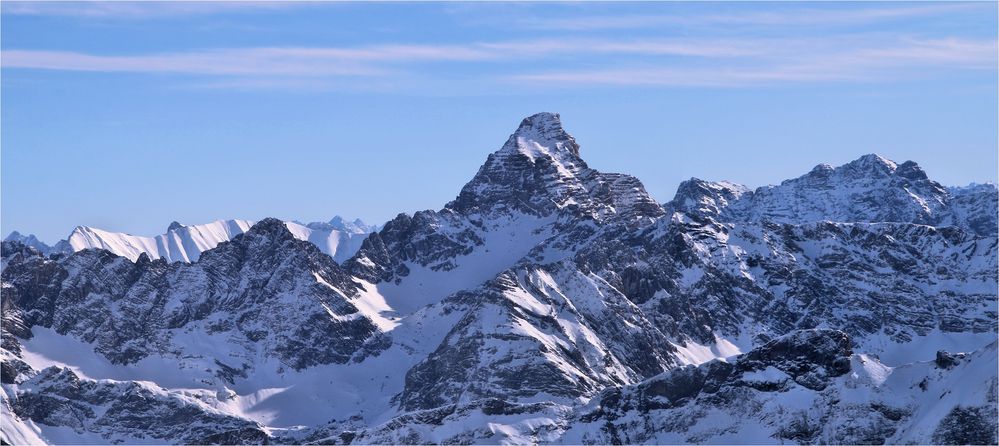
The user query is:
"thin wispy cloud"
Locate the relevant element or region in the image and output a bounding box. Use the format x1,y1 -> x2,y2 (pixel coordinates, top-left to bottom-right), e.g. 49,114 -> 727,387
1,43 -> 520,78
3,35 -> 995,90
2,48 -> 384,77
507,67 -> 843,88
856,37 -> 999,69
0,38 -> 770,77
516,3 -> 989,31
509,37 -> 999,88
0,1 -> 304,18
0,36 -> 900,72
178,77 -> 349,92
478,39 -> 763,58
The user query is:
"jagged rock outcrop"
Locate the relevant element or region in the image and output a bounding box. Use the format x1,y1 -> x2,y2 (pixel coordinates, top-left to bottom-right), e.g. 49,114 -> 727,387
2,218 -> 381,370
561,331 -> 998,445
11,366 -> 269,444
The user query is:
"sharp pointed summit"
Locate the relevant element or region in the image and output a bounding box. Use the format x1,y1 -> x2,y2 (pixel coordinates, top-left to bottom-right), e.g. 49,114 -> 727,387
838,153 -> 899,178
503,112 -> 581,159
449,113 -> 586,216
448,113 -> 660,223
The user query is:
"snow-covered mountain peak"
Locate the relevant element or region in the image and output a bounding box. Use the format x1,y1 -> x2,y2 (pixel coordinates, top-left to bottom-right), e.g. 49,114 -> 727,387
668,178 -> 750,218
303,216 -> 377,234
64,218 -> 371,263
245,217 -> 294,240
895,159 -> 930,181
448,113 -> 591,216
663,153 -> 996,235
503,112 -> 581,160
809,163 -> 834,174
447,112 -> 664,223
794,153 -> 901,185
4,231 -> 70,256
843,153 -> 898,175
954,181 -> 998,189
708,153 -> 968,229
66,220 -> 254,263
851,152 -> 897,170
4,231 -> 31,248
789,154 -> 904,186
325,216 -> 376,234
799,153 -> 934,184
352,113 -> 664,310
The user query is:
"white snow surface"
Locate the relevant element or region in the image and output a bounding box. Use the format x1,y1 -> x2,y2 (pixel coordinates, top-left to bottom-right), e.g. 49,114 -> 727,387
66,218 -> 371,263
374,213 -> 555,314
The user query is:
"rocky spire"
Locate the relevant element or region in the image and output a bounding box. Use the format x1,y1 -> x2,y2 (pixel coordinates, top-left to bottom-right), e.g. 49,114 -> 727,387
447,113 -> 590,216
499,112 -> 581,159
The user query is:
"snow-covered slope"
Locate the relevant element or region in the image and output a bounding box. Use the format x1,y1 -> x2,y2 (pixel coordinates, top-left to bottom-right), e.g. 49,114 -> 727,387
2,113 -> 995,445
63,217 -> 374,263
66,219 -> 253,263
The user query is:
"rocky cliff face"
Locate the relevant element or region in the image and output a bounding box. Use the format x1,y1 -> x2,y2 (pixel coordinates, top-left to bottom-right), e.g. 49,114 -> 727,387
8,366 -> 269,445
562,330 -> 998,445
3,113 -> 996,445
2,218 -> 381,372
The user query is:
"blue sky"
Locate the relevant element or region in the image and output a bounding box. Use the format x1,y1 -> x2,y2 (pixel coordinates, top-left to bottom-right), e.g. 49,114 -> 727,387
2,1 -> 997,243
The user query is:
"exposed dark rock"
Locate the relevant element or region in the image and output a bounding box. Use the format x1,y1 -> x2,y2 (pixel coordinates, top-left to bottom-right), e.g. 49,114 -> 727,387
932,405 -> 998,445
935,350 -> 966,369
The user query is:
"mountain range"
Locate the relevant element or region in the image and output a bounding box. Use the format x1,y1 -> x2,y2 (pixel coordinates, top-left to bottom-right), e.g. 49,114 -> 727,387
4,217 -> 378,264
2,112 -> 996,445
